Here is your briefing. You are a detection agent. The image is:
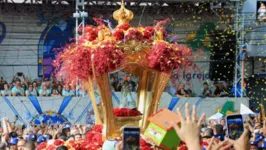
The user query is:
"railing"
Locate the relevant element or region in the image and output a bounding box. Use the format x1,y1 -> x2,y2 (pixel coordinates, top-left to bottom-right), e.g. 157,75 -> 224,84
0,93 -> 249,125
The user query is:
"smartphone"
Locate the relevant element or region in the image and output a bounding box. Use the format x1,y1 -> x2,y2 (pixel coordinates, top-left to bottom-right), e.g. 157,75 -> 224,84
123,127 -> 140,150
226,114 -> 244,140
17,72 -> 23,76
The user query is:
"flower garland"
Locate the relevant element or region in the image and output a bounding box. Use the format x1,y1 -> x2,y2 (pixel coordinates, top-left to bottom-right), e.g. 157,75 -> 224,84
54,18 -> 192,83
37,125 -> 156,150
113,108 -> 142,117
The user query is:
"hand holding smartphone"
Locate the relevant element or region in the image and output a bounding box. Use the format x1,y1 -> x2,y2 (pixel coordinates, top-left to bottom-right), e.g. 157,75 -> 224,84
123,127 -> 140,150
226,114 -> 244,140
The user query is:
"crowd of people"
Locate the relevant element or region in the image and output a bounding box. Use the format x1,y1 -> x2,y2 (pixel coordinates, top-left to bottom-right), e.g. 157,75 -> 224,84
0,104 -> 263,150
0,73 -> 86,97
0,72 -> 244,99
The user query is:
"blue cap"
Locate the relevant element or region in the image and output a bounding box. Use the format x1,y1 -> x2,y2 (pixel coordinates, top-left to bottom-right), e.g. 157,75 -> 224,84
28,134 -> 37,142
250,141 -> 258,147
9,138 -> 18,145
258,138 -> 266,149
63,124 -> 71,129
255,133 -> 264,143
37,136 -> 47,144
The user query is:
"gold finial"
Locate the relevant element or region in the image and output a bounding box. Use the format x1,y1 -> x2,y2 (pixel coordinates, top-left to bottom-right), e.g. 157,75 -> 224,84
113,0 -> 134,26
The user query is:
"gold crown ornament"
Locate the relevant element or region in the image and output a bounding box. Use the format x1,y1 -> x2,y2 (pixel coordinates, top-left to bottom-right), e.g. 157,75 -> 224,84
113,0 -> 134,25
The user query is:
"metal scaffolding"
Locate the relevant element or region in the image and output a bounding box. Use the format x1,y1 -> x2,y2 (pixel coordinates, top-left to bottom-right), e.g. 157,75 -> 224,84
73,0 -> 87,44
234,0 -> 246,98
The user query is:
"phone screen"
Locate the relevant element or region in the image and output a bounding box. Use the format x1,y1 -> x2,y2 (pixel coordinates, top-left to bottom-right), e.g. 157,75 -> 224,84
226,114 -> 244,140
123,127 -> 140,150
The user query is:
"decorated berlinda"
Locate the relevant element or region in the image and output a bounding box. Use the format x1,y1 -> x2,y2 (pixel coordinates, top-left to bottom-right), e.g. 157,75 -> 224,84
54,0 -> 192,141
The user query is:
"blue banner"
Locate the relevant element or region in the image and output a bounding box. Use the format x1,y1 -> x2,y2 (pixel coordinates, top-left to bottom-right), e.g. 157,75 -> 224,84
168,97 -> 180,111
112,92 -> 120,104
58,96 -> 72,114
74,102 -> 92,124
190,97 -> 203,114
28,96 -> 43,114
3,97 -> 25,123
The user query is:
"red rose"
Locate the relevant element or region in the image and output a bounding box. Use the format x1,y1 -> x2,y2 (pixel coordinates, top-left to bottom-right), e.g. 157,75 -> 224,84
37,142 -> 47,150
125,29 -> 143,41
53,139 -> 64,146
113,30 -> 124,41
148,42 -> 184,72
92,125 -> 103,133
46,145 -> 56,150
118,24 -> 131,31
144,26 -> 155,39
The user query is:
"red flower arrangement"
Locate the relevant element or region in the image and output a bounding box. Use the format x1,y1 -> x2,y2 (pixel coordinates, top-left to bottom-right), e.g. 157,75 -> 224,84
113,29 -> 125,41
125,29 -> 144,41
113,108 -> 142,117
143,26 -> 155,39
140,138 -> 154,150
37,142 -> 47,150
46,145 -> 56,150
92,41 -> 124,76
148,42 -> 182,72
117,23 -> 131,31
53,45 -> 93,83
53,139 -> 64,146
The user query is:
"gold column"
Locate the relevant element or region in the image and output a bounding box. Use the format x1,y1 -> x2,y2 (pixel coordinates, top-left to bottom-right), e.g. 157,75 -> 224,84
86,78 -> 102,124
137,70 -> 148,128
142,72 -> 171,129
95,74 -> 116,139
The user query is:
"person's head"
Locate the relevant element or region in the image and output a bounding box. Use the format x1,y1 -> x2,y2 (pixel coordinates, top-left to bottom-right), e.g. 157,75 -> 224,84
16,128 -> 23,137
178,83 -> 185,89
32,82 -> 37,88
37,136 -> 47,145
28,84 -> 33,91
17,139 -> 25,150
203,128 -> 214,137
64,84 -> 70,91
15,79 -> 21,87
74,133 -> 82,140
23,142 -> 35,150
56,145 -> 68,150
0,76 -> 3,82
42,83 -> 47,90
4,83 -> 9,90
250,141 -> 258,150
9,137 -> 18,150
67,135 -> 75,141
28,133 -> 37,142
44,134 -> 53,140
9,144 -> 17,150
58,134 -> 67,141
203,82 -> 208,89
58,85 -> 63,91
261,2 -> 265,7
220,119 -> 226,126
52,89 -> 57,95
213,124 -> 224,134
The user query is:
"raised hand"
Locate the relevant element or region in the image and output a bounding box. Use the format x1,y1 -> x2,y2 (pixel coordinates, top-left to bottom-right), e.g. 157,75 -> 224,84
207,137 -> 232,150
226,128 -> 250,150
171,103 -> 205,150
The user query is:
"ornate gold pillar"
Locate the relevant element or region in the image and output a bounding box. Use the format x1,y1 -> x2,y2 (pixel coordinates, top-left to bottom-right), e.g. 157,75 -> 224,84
86,78 -> 102,124
137,70 -> 148,128
142,72 -> 171,129
95,74 -> 115,139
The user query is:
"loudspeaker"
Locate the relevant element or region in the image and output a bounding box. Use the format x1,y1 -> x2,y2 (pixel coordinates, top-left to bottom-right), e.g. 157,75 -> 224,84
209,31 -> 236,81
